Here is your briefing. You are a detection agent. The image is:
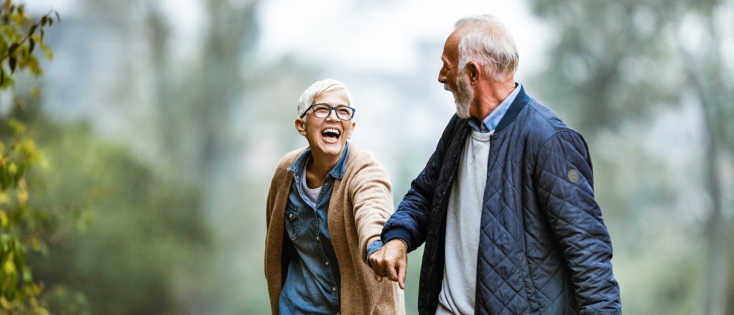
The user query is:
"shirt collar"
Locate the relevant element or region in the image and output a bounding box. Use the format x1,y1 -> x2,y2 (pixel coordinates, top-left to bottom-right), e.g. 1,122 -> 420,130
287,143 -> 349,180
467,83 -> 522,133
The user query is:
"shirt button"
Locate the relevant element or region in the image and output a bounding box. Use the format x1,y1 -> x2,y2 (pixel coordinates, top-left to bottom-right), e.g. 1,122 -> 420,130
332,287 -> 336,291
289,214 -> 292,218
325,261 -> 329,265
316,236 -> 320,241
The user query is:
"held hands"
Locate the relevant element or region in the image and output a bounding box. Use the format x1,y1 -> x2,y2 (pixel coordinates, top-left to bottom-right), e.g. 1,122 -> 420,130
368,239 -> 408,290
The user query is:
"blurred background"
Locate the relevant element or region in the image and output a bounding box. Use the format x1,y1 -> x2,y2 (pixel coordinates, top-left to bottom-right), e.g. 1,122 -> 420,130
4,0 -> 732,314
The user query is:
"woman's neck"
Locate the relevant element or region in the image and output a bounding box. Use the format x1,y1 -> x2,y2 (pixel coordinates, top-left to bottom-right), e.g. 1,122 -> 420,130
305,150 -> 341,189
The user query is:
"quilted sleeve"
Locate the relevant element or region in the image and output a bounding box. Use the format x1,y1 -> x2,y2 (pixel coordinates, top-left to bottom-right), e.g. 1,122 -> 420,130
383,115 -> 461,251
535,131 -> 622,314
381,160 -> 435,251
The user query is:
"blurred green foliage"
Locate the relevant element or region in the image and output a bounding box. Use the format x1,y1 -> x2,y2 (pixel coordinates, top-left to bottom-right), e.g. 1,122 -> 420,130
23,114 -> 210,315
0,1 -> 213,314
528,0 -> 734,313
0,1 -> 60,313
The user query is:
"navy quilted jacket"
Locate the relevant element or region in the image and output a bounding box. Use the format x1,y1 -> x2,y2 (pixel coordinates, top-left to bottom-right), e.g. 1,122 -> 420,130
382,86 -> 621,315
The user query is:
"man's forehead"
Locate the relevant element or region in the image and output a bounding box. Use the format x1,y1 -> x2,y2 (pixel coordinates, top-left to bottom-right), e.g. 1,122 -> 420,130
442,33 -> 462,62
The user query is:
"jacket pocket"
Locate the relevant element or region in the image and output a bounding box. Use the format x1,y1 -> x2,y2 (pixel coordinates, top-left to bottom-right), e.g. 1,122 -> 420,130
285,204 -> 302,240
520,255 -> 540,313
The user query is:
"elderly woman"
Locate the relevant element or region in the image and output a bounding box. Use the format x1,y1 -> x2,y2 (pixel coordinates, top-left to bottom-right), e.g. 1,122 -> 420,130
264,79 -> 405,315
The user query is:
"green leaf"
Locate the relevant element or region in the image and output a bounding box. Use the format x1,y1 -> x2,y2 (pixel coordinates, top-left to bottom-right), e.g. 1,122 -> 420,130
22,268 -> 31,282
0,167 -> 9,191
14,162 -> 24,182
28,38 -> 34,54
41,16 -> 47,27
28,24 -> 36,36
41,44 -> 52,60
8,43 -> 18,55
55,11 -> 60,22
8,56 -> 16,73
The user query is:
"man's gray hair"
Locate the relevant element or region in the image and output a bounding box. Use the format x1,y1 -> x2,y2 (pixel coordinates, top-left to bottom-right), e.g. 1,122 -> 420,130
297,79 -> 354,118
454,15 -> 519,81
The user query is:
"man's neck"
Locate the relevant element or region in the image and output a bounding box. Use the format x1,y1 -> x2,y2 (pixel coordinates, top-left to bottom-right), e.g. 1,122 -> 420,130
470,79 -> 516,121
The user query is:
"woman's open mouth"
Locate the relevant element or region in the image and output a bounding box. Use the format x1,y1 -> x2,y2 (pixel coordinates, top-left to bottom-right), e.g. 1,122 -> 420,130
321,128 -> 341,143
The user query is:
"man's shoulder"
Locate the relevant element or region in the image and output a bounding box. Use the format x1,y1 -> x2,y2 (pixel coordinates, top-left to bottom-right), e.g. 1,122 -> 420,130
519,98 -> 578,143
435,114 -> 470,147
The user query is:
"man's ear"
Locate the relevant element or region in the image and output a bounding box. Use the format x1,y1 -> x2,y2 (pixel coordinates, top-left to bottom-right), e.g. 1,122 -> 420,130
467,62 -> 480,84
295,118 -> 307,136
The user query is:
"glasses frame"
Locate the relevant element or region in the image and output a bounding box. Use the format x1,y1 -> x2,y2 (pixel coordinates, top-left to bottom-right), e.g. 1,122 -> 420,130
300,103 -> 356,121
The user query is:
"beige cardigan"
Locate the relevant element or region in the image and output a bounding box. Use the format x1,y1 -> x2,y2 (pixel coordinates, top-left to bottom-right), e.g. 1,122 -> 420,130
264,143 -> 405,315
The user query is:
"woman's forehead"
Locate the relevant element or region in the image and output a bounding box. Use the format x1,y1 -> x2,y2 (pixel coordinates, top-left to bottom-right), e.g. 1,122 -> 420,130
313,89 -> 349,105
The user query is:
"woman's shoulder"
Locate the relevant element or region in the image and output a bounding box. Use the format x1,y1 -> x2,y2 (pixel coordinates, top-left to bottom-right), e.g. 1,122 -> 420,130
346,142 -> 376,166
345,142 -> 388,177
274,147 -> 308,173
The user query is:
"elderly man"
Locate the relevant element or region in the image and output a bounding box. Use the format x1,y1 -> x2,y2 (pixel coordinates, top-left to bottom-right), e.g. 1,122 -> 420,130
369,15 -> 622,315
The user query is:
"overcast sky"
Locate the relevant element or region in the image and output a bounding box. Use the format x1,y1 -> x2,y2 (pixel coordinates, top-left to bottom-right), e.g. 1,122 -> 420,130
28,0 -> 550,79
257,0 -> 550,77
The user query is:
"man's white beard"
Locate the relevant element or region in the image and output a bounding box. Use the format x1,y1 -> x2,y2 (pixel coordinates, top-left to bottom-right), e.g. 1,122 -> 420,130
448,74 -> 473,119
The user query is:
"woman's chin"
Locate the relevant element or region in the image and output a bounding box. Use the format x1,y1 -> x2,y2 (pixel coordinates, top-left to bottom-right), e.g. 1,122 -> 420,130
313,142 -> 345,157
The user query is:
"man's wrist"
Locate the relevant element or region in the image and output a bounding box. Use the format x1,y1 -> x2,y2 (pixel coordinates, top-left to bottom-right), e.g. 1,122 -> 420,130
382,227 -> 412,250
387,238 -> 408,249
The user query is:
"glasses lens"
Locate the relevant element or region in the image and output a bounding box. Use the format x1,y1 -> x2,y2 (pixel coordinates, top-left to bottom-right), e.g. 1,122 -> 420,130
312,105 -> 331,118
336,106 -> 354,120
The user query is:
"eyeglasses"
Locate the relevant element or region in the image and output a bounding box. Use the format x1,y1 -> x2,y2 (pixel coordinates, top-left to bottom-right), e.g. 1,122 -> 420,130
300,103 -> 356,121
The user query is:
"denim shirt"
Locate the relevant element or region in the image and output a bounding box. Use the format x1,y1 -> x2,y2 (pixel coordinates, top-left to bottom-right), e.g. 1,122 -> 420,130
279,144 -> 349,315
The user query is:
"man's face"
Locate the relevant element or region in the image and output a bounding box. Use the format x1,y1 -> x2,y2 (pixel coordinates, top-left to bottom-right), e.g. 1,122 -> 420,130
295,89 -> 356,158
438,29 -> 473,119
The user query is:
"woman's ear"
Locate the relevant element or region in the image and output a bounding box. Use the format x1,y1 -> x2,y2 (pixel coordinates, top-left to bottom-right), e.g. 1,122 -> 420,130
295,118 -> 307,136
348,121 -> 356,139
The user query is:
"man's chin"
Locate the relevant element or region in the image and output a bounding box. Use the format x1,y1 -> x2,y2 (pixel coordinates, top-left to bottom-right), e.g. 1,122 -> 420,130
454,103 -> 471,119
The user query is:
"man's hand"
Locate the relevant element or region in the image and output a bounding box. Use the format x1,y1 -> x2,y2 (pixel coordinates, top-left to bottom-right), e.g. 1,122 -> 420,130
368,239 -> 408,290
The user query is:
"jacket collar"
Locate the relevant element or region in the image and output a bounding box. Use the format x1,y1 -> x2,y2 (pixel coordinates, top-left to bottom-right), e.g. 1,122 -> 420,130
494,84 -> 530,134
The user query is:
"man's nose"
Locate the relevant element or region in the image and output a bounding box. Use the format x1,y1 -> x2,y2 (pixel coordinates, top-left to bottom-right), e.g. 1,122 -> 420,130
438,69 -> 447,84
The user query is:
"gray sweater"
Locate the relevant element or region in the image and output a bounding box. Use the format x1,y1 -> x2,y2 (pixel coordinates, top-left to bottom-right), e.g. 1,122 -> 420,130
436,130 -> 493,315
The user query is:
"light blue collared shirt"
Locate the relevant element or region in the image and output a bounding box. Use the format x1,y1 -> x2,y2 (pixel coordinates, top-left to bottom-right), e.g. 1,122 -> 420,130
467,83 -> 522,133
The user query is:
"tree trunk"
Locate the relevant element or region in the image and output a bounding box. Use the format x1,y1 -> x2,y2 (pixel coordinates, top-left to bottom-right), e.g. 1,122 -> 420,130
701,97 -> 728,315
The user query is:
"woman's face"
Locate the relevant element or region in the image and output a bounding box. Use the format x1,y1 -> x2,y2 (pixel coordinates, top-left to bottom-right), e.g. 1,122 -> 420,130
295,89 -> 356,158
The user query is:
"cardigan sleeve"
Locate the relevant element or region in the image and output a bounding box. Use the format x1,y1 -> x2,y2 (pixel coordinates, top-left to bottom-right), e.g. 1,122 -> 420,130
350,153 -> 395,263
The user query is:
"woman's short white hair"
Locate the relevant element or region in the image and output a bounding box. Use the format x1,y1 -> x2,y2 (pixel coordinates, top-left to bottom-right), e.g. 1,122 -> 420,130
454,15 -> 519,81
297,79 -> 354,119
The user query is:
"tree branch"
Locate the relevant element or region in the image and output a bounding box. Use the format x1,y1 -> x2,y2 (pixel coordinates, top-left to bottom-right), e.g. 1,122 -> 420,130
0,10 -> 56,64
